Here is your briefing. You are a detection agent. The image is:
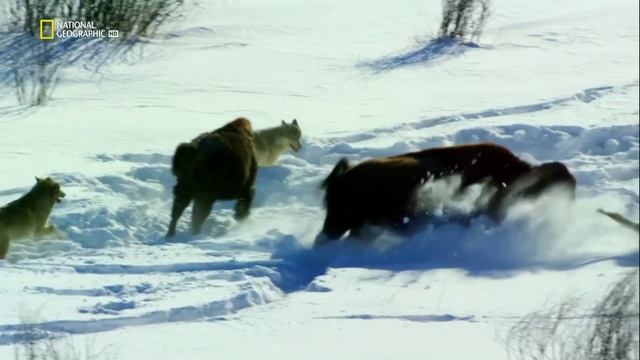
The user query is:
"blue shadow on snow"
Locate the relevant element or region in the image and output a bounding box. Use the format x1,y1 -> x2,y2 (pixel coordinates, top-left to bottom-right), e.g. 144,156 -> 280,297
359,37 -> 482,73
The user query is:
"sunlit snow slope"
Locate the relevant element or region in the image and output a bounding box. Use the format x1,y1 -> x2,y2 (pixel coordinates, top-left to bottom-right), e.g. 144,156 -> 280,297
0,0 -> 638,359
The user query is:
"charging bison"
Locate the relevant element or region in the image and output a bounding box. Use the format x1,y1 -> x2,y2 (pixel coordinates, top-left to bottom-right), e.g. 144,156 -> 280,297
166,117 -> 258,238
316,143 -> 576,246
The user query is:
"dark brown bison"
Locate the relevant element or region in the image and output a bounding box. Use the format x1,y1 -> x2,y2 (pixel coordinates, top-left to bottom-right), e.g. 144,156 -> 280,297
166,117 -> 258,238
316,143 -> 576,246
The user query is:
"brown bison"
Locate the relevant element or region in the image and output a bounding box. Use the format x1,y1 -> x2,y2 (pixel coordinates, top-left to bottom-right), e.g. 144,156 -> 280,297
166,117 -> 258,238
316,143 -> 576,246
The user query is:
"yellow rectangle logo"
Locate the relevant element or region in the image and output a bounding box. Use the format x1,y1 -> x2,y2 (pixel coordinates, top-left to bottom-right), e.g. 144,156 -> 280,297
40,19 -> 55,40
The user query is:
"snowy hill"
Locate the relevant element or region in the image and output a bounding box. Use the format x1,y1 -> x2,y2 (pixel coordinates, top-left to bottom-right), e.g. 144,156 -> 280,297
0,0 -> 638,359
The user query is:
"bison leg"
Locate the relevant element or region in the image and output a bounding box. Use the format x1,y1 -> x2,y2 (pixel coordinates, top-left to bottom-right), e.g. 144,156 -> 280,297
486,188 -> 509,222
234,187 -> 255,221
348,225 -> 363,238
313,226 -> 348,247
191,193 -> 215,235
167,183 -> 193,238
487,163 -> 575,221
519,162 -> 576,199
235,157 -> 258,221
313,214 -> 351,247
0,230 -> 9,259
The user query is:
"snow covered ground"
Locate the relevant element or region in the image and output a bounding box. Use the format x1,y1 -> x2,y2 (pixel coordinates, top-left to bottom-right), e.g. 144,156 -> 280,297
0,0 -> 638,359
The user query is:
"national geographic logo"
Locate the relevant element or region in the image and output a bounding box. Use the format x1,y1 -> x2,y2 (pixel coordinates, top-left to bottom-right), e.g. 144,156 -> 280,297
39,19 -> 54,39
39,19 -> 119,40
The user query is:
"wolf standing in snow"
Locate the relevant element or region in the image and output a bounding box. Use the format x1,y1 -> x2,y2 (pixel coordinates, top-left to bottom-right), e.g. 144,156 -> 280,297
166,117 -> 258,238
0,177 -> 66,259
253,119 -> 302,166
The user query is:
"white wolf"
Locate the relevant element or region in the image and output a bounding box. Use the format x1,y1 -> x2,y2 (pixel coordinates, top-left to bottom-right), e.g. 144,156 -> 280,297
253,119 -> 302,166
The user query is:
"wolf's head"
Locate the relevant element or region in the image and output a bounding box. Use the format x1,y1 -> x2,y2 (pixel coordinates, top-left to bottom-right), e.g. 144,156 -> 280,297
281,119 -> 302,152
34,177 -> 66,204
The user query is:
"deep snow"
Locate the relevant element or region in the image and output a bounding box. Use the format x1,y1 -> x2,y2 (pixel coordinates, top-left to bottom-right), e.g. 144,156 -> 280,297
0,0 -> 638,359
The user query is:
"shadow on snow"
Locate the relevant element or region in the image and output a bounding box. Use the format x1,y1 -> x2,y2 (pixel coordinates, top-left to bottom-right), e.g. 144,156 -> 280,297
358,37 -> 482,73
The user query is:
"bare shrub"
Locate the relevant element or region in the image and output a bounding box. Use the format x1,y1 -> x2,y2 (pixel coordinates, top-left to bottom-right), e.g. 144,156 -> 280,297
74,0 -> 185,38
6,38 -> 60,106
1,0 -> 184,106
501,270 -> 640,360
6,0 -> 184,38
13,318 -> 116,360
439,0 -> 490,40
6,0 -> 71,36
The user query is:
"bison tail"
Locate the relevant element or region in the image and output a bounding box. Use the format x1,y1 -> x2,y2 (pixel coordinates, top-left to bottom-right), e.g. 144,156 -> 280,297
321,158 -> 350,189
172,143 -> 197,177
597,209 -> 640,233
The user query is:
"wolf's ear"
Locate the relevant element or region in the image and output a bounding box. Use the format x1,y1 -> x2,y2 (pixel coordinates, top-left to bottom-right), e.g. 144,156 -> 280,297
281,120 -> 287,127
35,176 -> 43,183
292,119 -> 298,126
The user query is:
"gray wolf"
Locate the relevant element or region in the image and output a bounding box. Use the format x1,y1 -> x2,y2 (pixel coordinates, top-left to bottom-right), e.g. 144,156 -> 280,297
253,119 -> 302,166
0,177 -> 66,259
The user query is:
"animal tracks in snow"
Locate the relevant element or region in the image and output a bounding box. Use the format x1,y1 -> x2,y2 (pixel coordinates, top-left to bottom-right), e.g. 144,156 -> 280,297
0,84 -> 637,344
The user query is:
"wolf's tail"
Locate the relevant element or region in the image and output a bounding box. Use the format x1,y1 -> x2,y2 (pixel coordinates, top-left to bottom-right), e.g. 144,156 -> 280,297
597,209 -> 639,233
321,158 -> 350,189
172,142 -> 197,177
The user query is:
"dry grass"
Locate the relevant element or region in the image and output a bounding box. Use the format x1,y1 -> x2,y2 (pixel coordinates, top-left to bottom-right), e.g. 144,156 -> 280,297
501,271 -> 640,360
439,0 -> 490,40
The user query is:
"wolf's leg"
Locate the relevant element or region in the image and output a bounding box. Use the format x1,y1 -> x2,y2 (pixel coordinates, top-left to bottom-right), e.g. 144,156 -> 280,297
234,187 -> 255,220
35,225 -> 62,239
191,194 -> 215,235
0,229 -> 9,259
167,182 -> 193,238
